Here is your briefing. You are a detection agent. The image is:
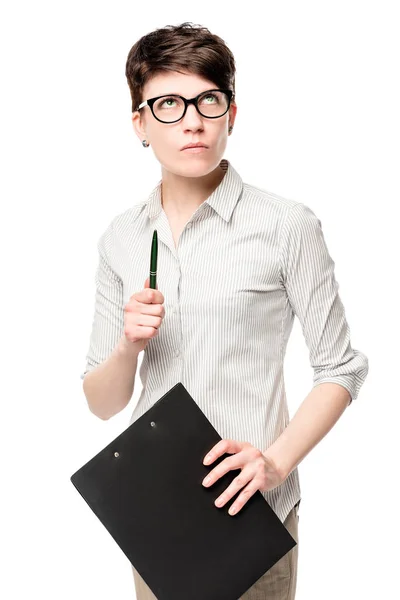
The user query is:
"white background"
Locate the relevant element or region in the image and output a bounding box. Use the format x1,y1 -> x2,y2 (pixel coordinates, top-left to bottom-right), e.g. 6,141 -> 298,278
1,1 -> 398,598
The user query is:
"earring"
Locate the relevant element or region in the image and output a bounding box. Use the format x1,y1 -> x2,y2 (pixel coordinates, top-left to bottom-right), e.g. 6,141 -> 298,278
228,125 -> 233,134
142,139 -> 149,147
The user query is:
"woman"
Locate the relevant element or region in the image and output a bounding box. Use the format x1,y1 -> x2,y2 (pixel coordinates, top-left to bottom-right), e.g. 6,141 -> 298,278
81,22 -> 369,600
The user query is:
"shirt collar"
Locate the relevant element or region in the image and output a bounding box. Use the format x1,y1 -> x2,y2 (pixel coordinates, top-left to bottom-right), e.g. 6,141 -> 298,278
145,158 -> 243,223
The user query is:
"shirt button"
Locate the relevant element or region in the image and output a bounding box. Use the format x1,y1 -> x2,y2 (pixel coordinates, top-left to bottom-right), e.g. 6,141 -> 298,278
186,222 -> 192,229
175,350 -> 180,357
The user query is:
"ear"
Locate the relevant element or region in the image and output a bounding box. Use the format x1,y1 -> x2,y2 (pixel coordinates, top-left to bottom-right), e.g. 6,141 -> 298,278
228,101 -> 238,129
131,111 -> 147,144
229,102 -> 237,125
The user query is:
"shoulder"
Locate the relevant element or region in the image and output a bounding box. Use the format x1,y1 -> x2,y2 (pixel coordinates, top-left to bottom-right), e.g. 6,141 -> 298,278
111,200 -> 148,235
240,181 -> 312,230
101,200 -> 147,240
243,182 -> 300,211
240,181 -> 321,239
97,200 -> 147,257
244,181 -> 321,219
241,181 -> 303,219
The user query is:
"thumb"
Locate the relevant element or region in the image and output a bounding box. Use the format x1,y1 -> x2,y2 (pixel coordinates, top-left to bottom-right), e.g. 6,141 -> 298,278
144,277 -> 157,290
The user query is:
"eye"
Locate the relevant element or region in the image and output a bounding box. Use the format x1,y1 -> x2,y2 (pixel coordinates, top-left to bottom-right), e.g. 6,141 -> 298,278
161,97 -> 176,108
155,96 -> 182,110
200,93 -> 219,105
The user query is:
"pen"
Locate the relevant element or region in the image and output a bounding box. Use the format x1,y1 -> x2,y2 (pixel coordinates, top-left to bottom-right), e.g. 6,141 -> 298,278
150,229 -> 158,290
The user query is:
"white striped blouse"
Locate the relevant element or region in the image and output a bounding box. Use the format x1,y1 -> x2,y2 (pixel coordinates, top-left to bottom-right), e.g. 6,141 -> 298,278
81,158 -> 369,523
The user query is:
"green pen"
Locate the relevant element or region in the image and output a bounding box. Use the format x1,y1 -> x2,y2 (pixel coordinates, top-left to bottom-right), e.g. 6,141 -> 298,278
149,229 -> 158,289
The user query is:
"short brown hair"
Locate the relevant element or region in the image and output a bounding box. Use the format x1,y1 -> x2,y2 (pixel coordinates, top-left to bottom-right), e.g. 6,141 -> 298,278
125,21 -> 236,113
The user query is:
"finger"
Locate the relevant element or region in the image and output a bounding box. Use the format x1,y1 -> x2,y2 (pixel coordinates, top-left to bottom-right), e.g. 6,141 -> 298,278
135,313 -> 162,328
214,467 -> 254,509
202,451 -> 246,488
132,287 -> 164,305
125,298 -> 165,318
137,302 -> 165,318
145,277 -> 159,291
203,439 -> 243,465
147,288 -> 164,303
131,287 -> 155,303
228,478 -> 261,516
144,277 -> 162,301
145,304 -> 165,318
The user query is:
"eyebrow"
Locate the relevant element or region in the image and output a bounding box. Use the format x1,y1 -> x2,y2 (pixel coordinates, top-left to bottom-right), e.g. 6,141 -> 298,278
153,89 -> 216,97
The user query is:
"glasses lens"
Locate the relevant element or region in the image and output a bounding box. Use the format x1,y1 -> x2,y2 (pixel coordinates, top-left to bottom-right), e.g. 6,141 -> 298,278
153,95 -> 185,122
152,91 -> 229,122
197,91 -> 229,118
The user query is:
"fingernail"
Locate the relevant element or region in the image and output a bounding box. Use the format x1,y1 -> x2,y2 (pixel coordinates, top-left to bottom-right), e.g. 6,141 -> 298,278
204,454 -> 211,464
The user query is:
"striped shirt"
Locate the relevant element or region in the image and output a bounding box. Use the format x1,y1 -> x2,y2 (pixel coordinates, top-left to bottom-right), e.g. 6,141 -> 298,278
81,158 -> 369,523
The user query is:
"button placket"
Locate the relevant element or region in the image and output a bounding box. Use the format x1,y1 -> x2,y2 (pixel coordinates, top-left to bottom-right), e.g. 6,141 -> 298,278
174,260 -> 182,361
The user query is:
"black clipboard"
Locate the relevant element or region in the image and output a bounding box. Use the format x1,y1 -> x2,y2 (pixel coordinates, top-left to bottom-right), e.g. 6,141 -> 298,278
71,382 -> 296,600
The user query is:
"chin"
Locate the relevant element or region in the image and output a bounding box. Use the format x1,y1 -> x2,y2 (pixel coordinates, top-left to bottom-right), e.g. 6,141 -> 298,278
180,160 -> 218,177
168,157 -> 209,174
158,151 -> 222,178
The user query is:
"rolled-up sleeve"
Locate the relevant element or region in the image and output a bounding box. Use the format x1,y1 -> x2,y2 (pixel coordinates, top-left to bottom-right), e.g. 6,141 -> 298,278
279,202 -> 369,403
80,220 -> 124,380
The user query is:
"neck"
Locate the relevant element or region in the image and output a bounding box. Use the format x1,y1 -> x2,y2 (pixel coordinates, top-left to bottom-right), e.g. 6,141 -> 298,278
160,161 -> 226,218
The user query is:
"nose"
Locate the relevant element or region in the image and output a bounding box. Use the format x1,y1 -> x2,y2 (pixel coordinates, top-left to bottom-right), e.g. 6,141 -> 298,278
181,102 -> 204,130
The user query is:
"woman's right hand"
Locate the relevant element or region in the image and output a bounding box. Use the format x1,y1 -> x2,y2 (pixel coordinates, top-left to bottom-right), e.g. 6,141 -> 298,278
123,277 -> 165,351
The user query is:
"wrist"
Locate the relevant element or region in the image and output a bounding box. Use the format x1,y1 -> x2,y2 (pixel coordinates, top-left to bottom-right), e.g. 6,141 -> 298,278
263,448 -> 291,481
117,334 -> 143,358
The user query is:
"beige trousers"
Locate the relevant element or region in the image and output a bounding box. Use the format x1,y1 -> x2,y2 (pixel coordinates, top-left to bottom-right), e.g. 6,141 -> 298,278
131,502 -> 299,600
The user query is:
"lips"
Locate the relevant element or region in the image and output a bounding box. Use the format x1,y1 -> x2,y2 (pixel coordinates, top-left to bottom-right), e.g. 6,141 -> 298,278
181,143 -> 208,150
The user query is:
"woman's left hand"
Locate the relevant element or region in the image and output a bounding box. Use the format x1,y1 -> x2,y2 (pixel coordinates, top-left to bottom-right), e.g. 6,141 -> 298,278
201,439 -> 286,516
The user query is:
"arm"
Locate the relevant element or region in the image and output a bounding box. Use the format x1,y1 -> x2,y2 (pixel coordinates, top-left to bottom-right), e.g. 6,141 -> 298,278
264,203 -> 369,478
81,221 -> 142,420
83,334 -> 142,421
264,382 -> 350,479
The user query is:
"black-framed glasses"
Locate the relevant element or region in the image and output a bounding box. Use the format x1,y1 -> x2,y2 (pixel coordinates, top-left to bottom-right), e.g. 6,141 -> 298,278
135,89 -> 233,124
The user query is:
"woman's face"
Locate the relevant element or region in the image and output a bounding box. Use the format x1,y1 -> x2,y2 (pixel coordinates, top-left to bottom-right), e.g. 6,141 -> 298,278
131,70 -> 237,178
